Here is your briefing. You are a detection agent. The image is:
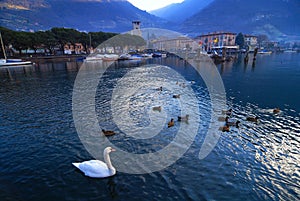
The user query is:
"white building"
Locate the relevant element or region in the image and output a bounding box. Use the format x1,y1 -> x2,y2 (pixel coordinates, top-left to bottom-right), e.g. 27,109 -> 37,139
244,34 -> 258,48
151,36 -> 198,53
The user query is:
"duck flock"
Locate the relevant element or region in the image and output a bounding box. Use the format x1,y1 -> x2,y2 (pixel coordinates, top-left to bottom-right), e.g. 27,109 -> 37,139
101,81 -> 191,136
219,107 -> 281,132
100,80 -> 281,136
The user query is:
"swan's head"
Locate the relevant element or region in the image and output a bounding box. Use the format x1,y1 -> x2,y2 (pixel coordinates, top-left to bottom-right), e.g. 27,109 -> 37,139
104,147 -> 116,154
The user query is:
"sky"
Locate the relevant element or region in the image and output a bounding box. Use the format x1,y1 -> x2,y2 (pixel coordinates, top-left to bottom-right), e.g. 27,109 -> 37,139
127,0 -> 184,11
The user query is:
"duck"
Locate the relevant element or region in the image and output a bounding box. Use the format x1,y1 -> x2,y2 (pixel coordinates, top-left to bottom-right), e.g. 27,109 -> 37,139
173,94 -> 180,99
102,129 -> 116,136
179,83 -> 186,88
178,114 -> 189,122
72,147 -> 116,178
220,125 -> 230,132
152,106 -> 162,112
246,116 -> 259,123
273,108 -> 280,114
156,86 -> 162,91
168,118 -> 174,128
226,118 -> 241,128
222,109 -> 232,116
218,116 -> 229,122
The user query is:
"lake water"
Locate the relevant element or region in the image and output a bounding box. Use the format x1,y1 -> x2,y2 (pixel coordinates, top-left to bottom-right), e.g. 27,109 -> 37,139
0,53 -> 299,201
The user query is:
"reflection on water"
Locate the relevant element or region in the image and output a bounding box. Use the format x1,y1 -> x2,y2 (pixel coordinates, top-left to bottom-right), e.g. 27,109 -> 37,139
0,54 -> 299,201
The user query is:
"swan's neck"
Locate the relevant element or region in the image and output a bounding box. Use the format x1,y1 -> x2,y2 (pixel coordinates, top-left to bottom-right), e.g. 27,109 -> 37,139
104,152 -> 114,170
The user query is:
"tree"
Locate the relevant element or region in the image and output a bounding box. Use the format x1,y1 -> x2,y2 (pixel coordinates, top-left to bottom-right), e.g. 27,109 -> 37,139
87,31 -> 118,52
13,31 -> 32,55
40,30 -> 57,55
28,32 -> 42,54
51,27 -> 81,54
0,26 -> 118,56
235,32 -> 245,49
0,27 -> 15,56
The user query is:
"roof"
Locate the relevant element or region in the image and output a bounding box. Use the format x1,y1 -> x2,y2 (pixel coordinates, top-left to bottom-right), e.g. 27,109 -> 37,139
197,31 -> 237,37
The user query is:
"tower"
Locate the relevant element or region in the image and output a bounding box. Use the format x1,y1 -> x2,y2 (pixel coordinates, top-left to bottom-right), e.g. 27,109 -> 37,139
132,21 -> 141,30
131,21 -> 142,37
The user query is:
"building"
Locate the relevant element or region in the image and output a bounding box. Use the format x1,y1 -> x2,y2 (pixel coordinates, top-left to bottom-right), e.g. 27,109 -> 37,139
261,41 -> 279,49
64,42 -> 85,54
64,43 -> 74,54
150,36 -> 198,53
244,35 -> 257,46
244,34 -> 258,51
196,31 -> 237,52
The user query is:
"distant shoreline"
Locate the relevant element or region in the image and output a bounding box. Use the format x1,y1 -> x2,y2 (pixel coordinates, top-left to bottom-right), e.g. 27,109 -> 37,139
18,54 -> 87,63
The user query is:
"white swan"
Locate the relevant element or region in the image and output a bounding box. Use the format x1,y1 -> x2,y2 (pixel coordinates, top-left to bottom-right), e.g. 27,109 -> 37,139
72,147 -> 116,178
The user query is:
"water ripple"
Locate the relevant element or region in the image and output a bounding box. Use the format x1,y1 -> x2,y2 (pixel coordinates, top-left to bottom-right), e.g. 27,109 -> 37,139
0,58 -> 299,200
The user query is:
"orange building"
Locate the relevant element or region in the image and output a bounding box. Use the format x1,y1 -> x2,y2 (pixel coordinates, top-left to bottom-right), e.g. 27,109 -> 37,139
196,31 -> 237,52
64,43 -> 85,54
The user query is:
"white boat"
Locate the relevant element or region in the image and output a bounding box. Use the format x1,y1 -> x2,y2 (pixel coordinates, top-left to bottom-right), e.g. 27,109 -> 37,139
118,53 -> 131,60
284,49 -> 297,53
129,54 -> 143,60
257,50 -> 272,54
119,53 -> 151,61
161,52 -> 167,57
85,54 -> 104,61
141,53 -> 152,58
0,59 -> 32,67
102,54 -> 118,61
0,32 -> 33,67
85,54 -> 118,62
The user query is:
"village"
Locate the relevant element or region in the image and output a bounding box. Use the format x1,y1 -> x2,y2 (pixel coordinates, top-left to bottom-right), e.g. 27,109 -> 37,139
1,21 -> 299,65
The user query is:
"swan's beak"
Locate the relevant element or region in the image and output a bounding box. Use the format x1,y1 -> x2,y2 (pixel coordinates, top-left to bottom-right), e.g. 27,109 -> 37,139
111,148 -> 116,152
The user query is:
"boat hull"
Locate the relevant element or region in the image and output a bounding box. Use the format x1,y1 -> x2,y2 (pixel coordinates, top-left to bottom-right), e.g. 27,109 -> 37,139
0,61 -> 33,67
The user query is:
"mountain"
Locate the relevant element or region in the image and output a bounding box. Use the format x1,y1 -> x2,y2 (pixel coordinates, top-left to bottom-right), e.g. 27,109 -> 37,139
0,0 -> 173,33
179,0 -> 300,40
1,0 -> 299,41
150,0 -> 214,23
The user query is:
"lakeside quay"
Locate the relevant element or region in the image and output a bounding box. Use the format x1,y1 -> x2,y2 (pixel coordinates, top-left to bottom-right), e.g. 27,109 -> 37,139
20,54 -> 87,63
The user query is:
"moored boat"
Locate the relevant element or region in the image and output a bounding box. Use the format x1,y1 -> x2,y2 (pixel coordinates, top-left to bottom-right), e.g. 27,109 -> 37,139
0,32 -> 33,67
284,49 -> 297,53
129,54 -> 143,60
257,50 -> 272,54
85,54 -> 104,61
102,54 -> 118,61
152,52 -> 162,57
118,53 -> 131,60
0,59 -> 32,67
